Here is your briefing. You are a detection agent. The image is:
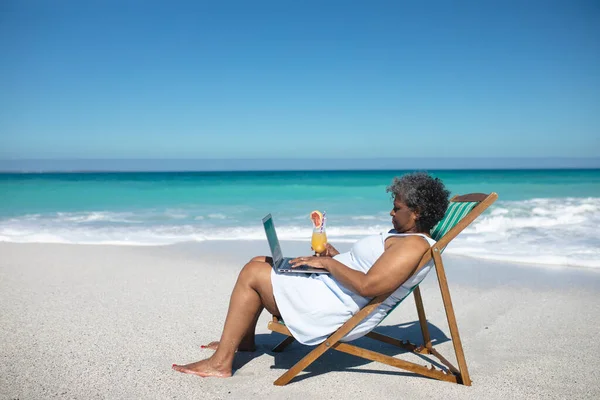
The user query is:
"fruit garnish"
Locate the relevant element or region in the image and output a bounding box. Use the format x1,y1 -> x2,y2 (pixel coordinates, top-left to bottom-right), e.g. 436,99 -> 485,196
310,210 -> 323,228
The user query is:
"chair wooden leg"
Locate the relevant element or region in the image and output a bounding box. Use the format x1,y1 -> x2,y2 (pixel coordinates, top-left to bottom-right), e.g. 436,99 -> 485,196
365,331 -> 419,352
273,338 -> 333,386
270,295 -> 391,386
272,336 -> 295,352
333,342 -> 459,383
413,286 -> 432,350
432,247 -> 472,386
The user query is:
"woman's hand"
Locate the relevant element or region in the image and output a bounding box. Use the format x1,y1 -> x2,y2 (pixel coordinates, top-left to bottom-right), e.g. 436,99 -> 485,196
323,243 -> 340,257
289,256 -> 330,271
312,243 -> 340,257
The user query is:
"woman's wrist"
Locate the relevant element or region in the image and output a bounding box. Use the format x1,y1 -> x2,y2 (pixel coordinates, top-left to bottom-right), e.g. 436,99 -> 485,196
322,257 -> 339,272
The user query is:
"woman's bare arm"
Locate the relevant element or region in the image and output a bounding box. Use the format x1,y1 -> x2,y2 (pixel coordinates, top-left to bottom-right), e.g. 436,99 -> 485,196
291,236 -> 430,298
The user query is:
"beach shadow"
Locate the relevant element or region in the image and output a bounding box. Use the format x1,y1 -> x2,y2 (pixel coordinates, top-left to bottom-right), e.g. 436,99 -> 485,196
250,320 -> 452,383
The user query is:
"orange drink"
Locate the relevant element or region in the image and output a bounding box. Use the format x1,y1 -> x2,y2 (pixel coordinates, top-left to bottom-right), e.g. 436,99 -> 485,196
309,209 -> 328,254
311,228 -> 328,254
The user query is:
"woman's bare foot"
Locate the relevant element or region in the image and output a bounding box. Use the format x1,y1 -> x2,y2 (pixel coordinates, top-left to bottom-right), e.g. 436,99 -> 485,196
201,340 -> 256,352
172,358 -> 232,378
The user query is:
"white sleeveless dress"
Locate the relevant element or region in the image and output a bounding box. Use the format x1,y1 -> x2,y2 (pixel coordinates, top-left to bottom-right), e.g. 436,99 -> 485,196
271,231 -> 436,345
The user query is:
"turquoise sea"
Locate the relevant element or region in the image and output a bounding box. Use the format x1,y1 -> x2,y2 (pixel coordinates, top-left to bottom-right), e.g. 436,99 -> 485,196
1,169 -> 599,268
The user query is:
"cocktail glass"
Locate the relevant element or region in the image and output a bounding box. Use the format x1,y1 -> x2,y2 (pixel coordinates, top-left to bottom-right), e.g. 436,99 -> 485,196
311,227 -> 328,255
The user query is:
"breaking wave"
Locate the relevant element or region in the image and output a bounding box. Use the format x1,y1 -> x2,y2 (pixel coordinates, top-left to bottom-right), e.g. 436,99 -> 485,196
1,197 -> 599,269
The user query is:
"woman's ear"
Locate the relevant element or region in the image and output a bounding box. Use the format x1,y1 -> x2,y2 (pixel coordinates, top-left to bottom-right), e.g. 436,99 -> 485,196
412,209 -> 421,222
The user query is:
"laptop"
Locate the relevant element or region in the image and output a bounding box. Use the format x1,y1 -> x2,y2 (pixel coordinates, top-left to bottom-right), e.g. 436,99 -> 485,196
262,214 -> 329,274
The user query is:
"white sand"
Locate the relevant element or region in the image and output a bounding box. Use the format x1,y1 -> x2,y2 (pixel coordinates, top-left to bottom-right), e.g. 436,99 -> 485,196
1,240 -> 599,400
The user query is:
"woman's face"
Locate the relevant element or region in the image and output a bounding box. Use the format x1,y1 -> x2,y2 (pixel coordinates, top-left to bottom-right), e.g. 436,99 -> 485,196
390,195 -> 419,233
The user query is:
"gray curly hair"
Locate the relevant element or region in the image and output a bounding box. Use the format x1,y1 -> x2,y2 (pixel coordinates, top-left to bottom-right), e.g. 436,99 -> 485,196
386,172 -> 450,232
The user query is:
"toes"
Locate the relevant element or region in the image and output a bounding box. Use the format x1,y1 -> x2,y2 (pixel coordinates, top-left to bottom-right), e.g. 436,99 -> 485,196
201,341 -> 219,350
172,364 -> 185,373
172,363 -> 198,375
171,362 -> 231,378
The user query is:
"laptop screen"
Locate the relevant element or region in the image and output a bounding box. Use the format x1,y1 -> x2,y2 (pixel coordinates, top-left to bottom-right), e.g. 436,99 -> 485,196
262,214 -> 283,265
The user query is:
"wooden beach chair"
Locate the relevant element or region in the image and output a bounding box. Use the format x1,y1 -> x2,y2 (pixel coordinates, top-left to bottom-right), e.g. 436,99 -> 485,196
267,192 -> 498,386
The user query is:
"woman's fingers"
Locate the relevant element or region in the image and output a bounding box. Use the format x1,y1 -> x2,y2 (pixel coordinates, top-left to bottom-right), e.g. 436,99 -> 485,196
290,256 -> 314,267
325,243 -> 339,256
290,257 -> 306,267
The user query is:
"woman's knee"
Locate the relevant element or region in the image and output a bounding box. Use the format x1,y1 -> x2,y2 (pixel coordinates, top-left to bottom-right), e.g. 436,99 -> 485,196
239,259 -> 270,283
239,261 -> 279,314
250,256 -> 273,265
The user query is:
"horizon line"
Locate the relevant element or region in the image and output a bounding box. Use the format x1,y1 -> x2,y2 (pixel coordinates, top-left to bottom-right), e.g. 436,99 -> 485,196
2,167 -> 600,174
1,156 -> 599,173
2,156 -> 599,160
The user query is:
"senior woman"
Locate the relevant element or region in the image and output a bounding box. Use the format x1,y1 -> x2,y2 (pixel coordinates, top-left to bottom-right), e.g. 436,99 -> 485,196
173,172 -> 450,378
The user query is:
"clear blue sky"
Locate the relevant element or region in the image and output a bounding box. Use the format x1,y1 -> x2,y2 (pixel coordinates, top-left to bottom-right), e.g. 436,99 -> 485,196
1,0 -> 599,167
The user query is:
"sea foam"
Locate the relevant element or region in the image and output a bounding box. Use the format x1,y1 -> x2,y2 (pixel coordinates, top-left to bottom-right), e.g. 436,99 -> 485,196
1,197 -> 599,269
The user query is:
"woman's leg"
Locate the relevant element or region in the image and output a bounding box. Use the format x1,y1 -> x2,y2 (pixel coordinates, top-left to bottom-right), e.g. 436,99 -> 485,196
202,256 -> 273,351
202,304 -> 263,351
172,256 -> 279,378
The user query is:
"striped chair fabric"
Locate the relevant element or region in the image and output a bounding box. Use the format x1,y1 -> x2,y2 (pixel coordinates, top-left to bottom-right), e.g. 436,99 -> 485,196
430,201 -> 478,241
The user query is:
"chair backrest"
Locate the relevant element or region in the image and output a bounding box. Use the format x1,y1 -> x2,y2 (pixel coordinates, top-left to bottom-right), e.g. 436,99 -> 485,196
430,201 -> 479,241
428,193 -> 498,255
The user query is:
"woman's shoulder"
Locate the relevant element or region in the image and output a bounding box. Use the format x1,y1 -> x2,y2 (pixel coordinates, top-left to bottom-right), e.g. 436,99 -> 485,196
383,231 -> 433,251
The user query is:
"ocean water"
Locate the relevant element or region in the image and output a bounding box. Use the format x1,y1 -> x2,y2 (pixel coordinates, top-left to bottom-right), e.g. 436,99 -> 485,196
1,169 -> 599,269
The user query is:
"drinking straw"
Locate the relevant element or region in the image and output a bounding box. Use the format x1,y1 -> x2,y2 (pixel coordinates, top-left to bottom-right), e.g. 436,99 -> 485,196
320,211 -> 327,233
